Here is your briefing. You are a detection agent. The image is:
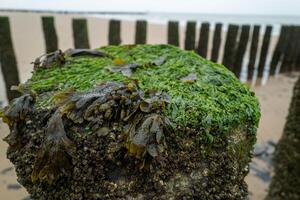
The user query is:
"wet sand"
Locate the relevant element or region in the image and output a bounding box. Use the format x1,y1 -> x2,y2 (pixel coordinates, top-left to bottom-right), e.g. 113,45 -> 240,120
0,11 -> 296,200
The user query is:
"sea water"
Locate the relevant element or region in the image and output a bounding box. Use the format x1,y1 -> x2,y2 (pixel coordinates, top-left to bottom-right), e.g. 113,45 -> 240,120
90,12 -> 300,35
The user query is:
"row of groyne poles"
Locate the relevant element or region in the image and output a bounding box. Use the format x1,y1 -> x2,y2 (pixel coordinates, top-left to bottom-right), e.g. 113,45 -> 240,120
1,16 -> 300,101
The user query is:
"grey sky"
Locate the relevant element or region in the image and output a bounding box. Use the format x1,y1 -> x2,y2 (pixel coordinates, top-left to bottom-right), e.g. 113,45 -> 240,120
0,0 -> 300,16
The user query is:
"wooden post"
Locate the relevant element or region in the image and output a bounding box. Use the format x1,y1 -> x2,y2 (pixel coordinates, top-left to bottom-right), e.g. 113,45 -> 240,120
222,24 -> 239,70
233,25 -> 250,78
269,25 -> 289,76
257,25 -> 272,79
0,17 -> 20,101
281,26 -> 297,73
108,19 -> 121,45
290,26 -> 300,72
135,20 -> 147,44
184,21 -> 196,50
210,23 -> 222,62
167,21 -> 179,46
247,25 -> 260,81
72,18 -> 90,48
41,16 -> 58,53
296,26 -> 300,71
197,22 -> 210,58
279,26 -> 293,73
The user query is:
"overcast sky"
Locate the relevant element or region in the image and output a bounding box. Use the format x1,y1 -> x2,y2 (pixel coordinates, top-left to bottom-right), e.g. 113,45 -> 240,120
0,0 -> 300,16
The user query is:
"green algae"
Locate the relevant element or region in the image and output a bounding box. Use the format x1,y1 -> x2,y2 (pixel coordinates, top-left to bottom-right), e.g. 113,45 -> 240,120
27,44 -> 260,135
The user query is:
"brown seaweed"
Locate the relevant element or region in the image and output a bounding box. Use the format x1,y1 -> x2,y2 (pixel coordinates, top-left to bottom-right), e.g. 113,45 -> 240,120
64,48 -> 109,57
106,63 -> 140,77
32,50 -> 65,68
180,72 -> 198,83
31,111 -> 74,184
106,56 -> 167,77
1,94 -> 35,149
127,114 -> 168,159
62,81 -> 171,159
2,94 -> 35,122
30,81 -> 171,184
11,83 -> 37,97
147,56 -> 167,66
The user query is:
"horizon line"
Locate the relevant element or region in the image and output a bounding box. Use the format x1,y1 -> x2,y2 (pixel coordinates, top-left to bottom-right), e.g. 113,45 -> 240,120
1,8 -> 300,18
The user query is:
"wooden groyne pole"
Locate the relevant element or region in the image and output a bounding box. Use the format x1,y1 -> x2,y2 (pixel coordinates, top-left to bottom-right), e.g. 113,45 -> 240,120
184,21 -> 196,50
167,21 -> 179,46
269,25 -> 289,75
287,26 -> 300,72
0,17 -> 20,101
257,25 -> 272,79
233,25 -> 250,78
210,23 -> 222,62
41,16 -> 58,53
72,18 -> 90,48
135,20 -> 147,44
197,22 -> 210,58
247,25 -> 260,81
222,24 -> 239,70
108,19 -> 121,45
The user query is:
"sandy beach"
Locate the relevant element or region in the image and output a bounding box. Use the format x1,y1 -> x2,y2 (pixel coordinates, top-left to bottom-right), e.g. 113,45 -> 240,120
0,11 -> 296,200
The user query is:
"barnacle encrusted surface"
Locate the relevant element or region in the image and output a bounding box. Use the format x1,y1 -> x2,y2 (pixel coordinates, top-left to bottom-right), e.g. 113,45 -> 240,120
1,44 -> 260,199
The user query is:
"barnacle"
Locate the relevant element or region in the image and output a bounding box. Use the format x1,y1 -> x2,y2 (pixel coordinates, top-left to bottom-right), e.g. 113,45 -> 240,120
31,111 -> 74,184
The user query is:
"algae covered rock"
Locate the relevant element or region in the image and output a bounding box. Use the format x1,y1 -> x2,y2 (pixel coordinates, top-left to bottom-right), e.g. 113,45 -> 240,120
1,45 -> 260,199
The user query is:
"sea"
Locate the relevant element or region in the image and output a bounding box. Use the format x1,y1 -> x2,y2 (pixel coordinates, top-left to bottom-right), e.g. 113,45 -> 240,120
89,12 -> 300,35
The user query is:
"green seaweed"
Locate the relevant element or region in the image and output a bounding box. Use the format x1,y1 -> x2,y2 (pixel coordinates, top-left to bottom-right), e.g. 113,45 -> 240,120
27,44 -> 260,136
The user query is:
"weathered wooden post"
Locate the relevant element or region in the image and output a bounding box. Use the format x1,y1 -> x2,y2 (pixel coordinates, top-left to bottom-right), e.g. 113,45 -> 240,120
281,26 -> 299,73
210,23 -> 222,62
247,25 -> 260,81
197,22 -> 210,58
233,25 -> 250,78
295,26 -> 300,71
266,76 -> 300,200
72,18 -> 90,48
222,24 -> 239,71
0,17 -> 20,101
257,25 -> 272,79
135,20 -> 147,44
269,25 -> 289,76
108,19 -> 121,45
167,21 -> 179,46
289,26 -> 300,72
184,21 -> 196,50
1,44 -> 260,199
41,16 -> 58,53
279,26 -> 294,73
